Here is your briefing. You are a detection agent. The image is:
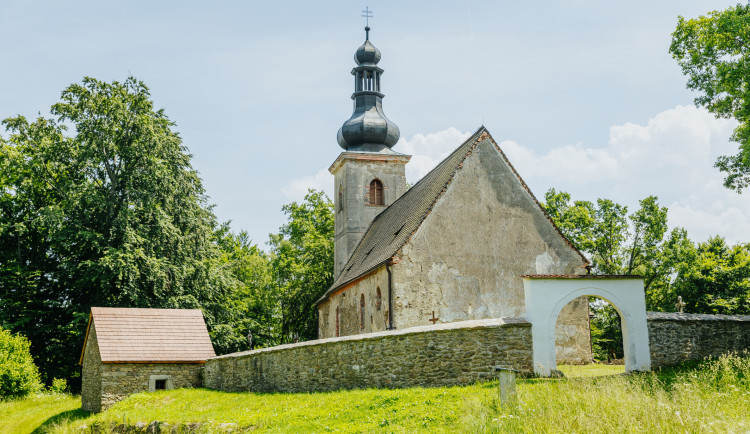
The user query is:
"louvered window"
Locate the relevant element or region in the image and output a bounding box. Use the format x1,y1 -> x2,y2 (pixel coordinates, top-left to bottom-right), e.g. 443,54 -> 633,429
369,179 -> 384,206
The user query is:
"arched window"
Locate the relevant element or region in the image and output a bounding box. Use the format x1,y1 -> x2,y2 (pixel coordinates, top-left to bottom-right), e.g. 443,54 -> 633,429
335,306 -> 340,337
376,287 -> 382,310
369,179 -> 384,206
360,294 -> 366,330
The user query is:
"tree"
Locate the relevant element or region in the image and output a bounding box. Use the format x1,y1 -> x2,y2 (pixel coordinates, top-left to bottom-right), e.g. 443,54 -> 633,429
542,190 -> 670,287
655,237 -> 750,314
0,77 -> 241,389
670,4 -> 750,191
214,224 -> 277,350
268,190 -> 334,343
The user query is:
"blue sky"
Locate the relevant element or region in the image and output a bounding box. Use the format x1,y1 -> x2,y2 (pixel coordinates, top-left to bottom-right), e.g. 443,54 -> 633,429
1,1 -> 747,246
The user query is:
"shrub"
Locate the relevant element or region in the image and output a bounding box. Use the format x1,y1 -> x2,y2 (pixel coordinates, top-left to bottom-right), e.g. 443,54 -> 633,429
0,328 -> 42,398
49,378 -> 69,394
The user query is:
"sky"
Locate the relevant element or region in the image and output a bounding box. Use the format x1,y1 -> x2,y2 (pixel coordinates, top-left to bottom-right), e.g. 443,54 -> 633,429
1,1 -> 747,247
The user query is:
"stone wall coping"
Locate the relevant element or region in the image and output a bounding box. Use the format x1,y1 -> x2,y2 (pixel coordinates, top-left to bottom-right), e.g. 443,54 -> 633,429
647,311 -> 750,322
521,274 -> 643,279
209,317 -> 529,360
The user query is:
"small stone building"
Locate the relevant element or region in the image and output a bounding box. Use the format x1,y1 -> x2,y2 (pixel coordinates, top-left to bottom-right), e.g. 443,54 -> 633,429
80,307 -> 215,412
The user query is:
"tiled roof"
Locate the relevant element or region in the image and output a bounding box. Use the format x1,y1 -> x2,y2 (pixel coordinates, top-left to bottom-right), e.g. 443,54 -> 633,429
81,307 -> 215,363
317,126 -> 588,306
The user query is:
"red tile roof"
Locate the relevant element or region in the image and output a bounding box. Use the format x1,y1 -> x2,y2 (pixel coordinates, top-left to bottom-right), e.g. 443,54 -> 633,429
81,307 -> 215,364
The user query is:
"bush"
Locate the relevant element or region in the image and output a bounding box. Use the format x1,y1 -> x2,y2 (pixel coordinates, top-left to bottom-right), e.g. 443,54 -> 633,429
0,328 -> 42,398
49,378 -> 69,394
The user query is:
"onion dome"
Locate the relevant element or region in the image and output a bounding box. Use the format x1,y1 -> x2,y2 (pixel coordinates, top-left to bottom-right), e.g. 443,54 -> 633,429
355,27 -> 381,66
337,26 -> 400,152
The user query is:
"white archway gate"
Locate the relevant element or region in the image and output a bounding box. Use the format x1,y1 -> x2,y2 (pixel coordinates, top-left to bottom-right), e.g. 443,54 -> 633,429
522,276 -> 651,376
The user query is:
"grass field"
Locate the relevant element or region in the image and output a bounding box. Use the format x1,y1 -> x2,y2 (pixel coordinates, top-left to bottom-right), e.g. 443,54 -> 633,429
0,393 -> 83,434
3,355 -> 748,433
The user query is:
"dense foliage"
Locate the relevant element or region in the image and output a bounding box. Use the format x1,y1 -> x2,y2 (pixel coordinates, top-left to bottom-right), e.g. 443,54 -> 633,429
648,236 -> 750,315
268,190 -> 334,343
670,3 -> 750,191
0,328 -> 42,398
0,77 -> 336,390
0,77 -> 246,389
216,190 -> 334,348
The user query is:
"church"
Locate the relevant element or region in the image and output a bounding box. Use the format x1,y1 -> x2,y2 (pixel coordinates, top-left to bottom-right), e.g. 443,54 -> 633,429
315,26 -> 593,363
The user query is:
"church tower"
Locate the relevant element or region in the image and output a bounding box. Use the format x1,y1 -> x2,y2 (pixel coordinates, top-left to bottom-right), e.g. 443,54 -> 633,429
331,26 -> 411,278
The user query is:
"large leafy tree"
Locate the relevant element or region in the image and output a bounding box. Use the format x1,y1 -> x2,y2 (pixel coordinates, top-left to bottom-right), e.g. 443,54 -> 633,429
0,77 -> 240,389
268,190 -> 334,343
542,189 -> 671,286
670,4 -> 750,191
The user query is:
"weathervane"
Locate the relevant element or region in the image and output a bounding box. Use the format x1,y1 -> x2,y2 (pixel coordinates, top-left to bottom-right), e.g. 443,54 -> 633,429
361,7 -> 373,26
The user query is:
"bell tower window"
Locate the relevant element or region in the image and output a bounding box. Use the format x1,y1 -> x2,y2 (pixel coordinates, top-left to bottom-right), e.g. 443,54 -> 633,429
369,179 -> 384,206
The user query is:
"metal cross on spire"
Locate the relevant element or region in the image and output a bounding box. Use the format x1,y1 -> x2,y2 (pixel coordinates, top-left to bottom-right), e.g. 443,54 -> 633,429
361,7 -> 373,26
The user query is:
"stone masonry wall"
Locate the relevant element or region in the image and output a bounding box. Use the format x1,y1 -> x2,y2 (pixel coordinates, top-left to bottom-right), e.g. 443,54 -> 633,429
99,363 -> 202,411
648,312 -> 750,368
204,318 -> 532,393
81,326 -> 102,412
556,296 -> 593,364
318,266 -> 390,338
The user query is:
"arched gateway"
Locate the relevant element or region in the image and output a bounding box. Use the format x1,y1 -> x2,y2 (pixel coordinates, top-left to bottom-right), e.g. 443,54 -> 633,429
522,275 -> 651,376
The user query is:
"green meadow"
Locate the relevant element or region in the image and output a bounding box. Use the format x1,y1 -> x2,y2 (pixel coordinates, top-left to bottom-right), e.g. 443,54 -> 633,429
4,355 -> 749,433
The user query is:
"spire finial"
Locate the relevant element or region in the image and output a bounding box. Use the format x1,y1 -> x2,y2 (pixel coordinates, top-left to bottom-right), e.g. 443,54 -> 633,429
362,6 -> 373,30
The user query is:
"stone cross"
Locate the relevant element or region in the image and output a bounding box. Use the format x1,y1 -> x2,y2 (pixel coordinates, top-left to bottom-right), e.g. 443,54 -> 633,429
429,311 -> 439,324
675,296 -> 686,313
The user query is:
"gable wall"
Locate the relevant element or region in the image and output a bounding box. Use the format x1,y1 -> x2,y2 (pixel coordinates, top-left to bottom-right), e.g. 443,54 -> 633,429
318,267 -> 390,338
390,139 -> 591,362
81,325 -> 102,412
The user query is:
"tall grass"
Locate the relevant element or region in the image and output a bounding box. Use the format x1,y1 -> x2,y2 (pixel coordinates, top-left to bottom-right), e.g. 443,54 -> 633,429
0,392 -> 82,434
474,352 -> 750,433
8,353 -> 750,433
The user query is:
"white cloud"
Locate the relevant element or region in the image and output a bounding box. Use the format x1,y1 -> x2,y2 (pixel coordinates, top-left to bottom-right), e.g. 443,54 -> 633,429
280,168 -> 333,202
500,105 -> 748,244
282,108 -> 749,244
398,127 -> 473,182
